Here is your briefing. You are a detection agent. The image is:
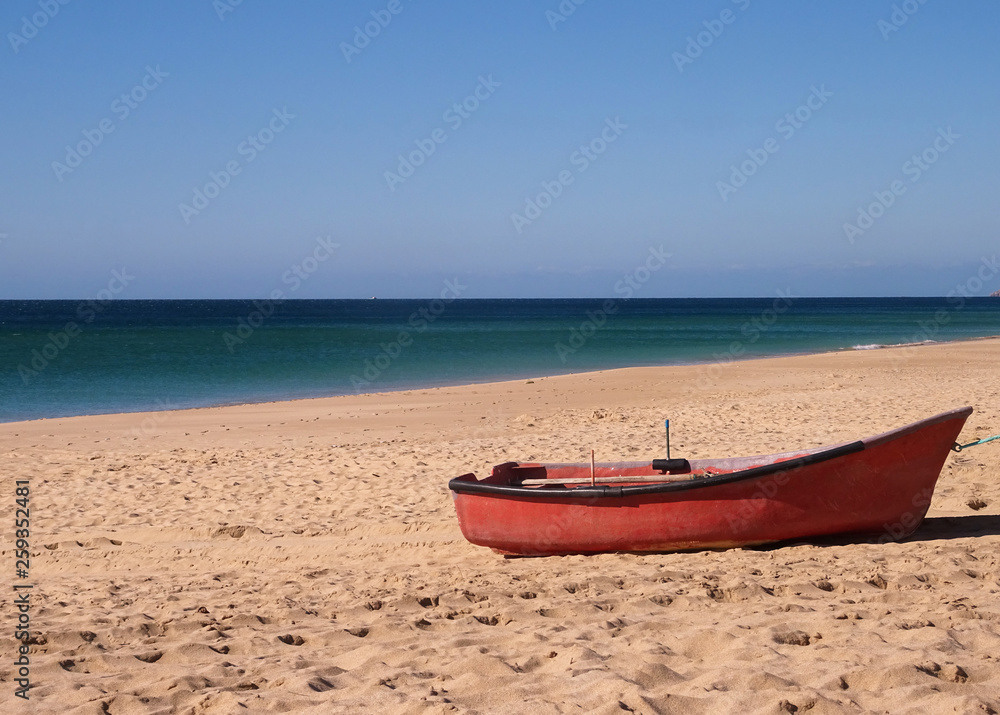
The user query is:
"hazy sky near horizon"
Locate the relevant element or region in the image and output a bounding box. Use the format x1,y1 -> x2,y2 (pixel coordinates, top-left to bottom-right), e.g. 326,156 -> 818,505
1,0 -> 998,298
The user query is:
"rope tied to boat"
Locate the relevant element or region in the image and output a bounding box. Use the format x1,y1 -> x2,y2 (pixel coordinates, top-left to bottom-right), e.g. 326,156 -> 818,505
952,434 -> 1000,452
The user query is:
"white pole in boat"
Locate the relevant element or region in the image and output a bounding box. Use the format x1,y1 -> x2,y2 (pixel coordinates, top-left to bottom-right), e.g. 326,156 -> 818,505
590,449 -> 596,487
665,419 -> 671,460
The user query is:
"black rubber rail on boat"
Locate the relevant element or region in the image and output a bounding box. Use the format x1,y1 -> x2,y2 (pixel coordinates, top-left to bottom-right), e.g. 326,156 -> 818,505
448,440 -> 866,499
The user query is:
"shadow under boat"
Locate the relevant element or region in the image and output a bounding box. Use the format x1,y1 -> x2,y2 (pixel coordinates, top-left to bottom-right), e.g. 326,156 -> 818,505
746,513 -> 1000,552
900,514 -> 1000,542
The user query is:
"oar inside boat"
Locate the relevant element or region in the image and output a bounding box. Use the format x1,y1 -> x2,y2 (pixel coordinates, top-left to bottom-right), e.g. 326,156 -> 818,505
518,457 -> 696,486
518,472 -> 703,486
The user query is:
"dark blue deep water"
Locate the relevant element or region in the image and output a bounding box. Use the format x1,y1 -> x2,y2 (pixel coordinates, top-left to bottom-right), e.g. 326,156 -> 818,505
2,298 -> 999,423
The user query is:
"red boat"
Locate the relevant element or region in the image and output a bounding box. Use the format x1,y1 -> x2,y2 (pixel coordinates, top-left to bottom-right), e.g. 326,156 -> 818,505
448,407 -> 972,555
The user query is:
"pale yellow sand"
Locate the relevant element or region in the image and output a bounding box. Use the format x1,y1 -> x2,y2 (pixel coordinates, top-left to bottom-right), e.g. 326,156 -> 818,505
2,339 -> 1000,714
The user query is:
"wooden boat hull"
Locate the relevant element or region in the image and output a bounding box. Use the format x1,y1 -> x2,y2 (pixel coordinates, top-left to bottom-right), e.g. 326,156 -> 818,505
448,408 -> 972,555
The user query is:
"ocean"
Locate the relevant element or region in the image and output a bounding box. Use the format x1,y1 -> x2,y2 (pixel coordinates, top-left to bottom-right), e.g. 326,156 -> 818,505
2,297 -> 999,423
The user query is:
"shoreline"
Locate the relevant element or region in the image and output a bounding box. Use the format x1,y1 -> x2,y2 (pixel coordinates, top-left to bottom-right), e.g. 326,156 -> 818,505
3,336 -> 999,455
5,333 -> 1000,428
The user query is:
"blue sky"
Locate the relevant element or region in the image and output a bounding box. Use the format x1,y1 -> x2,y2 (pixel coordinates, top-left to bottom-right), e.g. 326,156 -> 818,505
1,0 -> 997,298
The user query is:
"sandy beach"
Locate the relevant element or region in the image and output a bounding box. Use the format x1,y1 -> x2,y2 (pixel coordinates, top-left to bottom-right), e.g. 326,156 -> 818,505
3,338 -> 1000,714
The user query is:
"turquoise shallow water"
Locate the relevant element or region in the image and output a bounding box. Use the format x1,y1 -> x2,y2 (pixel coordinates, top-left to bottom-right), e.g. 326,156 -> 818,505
2,298 -> 999,423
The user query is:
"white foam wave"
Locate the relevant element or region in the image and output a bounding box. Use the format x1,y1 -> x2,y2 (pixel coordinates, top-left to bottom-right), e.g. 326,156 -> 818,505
851,340 -> 937,351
